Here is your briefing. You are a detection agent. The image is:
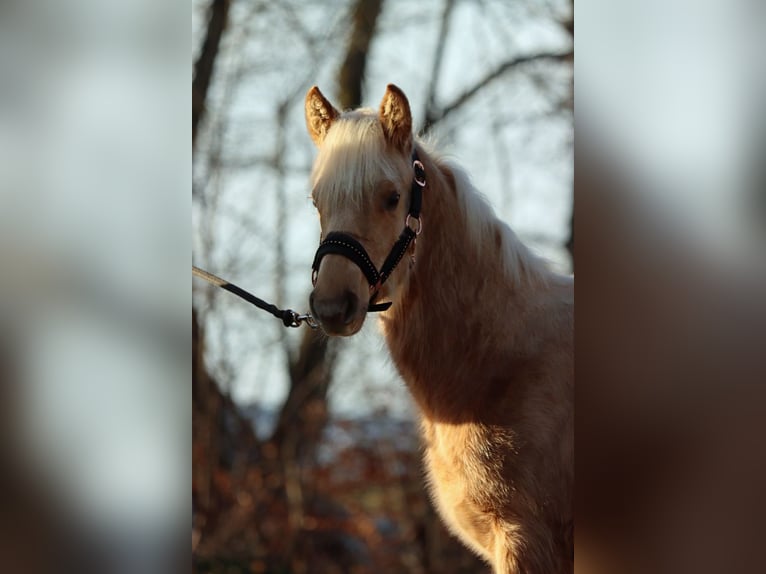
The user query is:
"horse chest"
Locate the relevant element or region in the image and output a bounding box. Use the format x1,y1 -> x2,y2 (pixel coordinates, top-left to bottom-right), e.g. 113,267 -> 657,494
421,421 -> 502,559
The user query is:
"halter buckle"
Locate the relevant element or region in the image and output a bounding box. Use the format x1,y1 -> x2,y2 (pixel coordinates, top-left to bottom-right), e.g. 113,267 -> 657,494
413,160 -> 426,187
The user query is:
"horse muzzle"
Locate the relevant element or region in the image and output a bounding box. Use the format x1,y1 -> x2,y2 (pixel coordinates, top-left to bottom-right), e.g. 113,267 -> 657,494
309,289 -> 364,336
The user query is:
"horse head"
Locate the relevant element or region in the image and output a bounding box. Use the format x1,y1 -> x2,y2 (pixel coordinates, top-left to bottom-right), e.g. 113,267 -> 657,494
306,84 -> 421,336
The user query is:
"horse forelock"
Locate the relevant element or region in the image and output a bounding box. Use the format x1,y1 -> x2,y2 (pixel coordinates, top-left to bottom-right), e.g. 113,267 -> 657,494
310,109 -> 404,211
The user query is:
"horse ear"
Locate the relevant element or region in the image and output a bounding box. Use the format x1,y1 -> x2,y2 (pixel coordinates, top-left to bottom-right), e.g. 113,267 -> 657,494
379,84 -> 412,151
305,86 -> 340,146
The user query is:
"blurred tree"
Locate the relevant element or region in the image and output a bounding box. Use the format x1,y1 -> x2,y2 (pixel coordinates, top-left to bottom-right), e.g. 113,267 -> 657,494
266,2 -> 387,569
271,0 -> 387,482
338,0 -> 384,109
423,52 -> 571,132
193,0 -> 230,146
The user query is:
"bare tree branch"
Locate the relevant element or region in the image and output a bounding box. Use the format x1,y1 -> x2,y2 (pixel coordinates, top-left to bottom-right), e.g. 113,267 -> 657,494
424,0 -> 456,124
422,50 -> 572,132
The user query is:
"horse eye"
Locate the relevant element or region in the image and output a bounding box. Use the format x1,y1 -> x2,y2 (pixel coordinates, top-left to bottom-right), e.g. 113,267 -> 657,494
386,192 -> 400,210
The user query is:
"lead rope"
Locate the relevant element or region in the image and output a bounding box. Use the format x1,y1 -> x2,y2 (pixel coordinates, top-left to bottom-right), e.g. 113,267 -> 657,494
192,266 -> 318,329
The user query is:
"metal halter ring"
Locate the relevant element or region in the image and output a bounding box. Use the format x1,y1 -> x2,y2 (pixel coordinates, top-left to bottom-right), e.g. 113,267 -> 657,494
413,160 -> 426,187
405,214 -> 422,235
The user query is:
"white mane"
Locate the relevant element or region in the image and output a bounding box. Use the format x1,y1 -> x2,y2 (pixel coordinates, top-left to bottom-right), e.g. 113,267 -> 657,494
429,148 -> 552,288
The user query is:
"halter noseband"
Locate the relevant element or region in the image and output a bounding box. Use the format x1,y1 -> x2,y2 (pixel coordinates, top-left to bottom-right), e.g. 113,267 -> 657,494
311,150 -> 426,313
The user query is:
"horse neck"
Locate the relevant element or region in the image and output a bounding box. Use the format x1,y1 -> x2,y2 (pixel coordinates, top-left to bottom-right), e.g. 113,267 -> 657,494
383,155 -> 547,419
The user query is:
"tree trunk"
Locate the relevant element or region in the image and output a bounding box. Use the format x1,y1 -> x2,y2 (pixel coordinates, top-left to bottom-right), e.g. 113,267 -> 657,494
272,0 -> 387,475
338,0 -> 385,109
266,3 -> 386,566
193,0 -> 231,147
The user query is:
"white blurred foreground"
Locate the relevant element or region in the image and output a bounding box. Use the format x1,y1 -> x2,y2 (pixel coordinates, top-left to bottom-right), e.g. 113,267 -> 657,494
0,1 -> 187,572
576,1 -> 766,573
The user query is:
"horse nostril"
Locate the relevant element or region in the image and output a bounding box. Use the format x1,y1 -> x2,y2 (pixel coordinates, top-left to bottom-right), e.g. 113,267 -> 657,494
342,290 -> 359,325
311,290 -> 359,330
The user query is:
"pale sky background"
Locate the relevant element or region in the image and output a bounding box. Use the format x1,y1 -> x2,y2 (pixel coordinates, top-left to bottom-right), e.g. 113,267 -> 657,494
192,0 -> 573,423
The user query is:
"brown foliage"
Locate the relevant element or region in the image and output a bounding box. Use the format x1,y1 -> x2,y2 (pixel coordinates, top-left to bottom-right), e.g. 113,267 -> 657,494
192,311 -> 485,573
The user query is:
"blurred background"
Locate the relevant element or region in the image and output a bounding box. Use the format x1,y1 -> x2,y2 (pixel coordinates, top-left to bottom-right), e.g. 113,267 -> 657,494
192,0 -> 572,572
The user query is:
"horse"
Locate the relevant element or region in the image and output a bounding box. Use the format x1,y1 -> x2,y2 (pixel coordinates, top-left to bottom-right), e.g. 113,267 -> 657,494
305,84 -> 573,574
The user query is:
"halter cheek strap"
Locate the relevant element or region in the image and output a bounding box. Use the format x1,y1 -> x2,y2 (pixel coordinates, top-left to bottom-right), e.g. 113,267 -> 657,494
311,150 -> 426,313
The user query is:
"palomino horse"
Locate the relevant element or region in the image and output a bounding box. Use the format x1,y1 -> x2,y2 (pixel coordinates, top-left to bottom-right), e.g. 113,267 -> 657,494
306,84 -> 573,574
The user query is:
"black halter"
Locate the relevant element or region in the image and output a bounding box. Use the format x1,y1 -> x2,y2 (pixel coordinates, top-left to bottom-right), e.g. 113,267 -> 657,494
311,150 -> 426,312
